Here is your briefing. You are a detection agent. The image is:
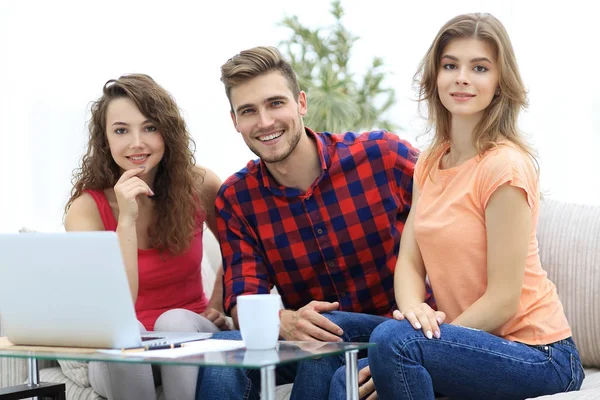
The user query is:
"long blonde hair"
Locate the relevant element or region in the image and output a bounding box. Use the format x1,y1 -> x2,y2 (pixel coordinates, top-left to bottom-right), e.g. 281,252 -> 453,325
66,74 -> 203,254
415,13 -> 537,178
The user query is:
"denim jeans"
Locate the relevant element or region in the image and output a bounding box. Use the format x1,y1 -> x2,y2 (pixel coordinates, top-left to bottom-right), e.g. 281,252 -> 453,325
195,311 -> 389,400
329,319 -> 585,400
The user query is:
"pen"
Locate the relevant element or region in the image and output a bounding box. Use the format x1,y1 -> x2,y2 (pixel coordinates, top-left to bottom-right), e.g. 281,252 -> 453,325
122,343 -> 183,353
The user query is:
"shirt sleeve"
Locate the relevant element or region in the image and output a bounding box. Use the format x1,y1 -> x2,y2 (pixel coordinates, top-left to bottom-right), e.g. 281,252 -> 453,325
478,145 -> 539,210
413,155 -> 424,192
385,132 -> 418,209
215,188 -> 272,315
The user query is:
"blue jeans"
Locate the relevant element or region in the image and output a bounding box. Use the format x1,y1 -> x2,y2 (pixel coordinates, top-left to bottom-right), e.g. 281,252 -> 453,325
330,319 -> 585,400
195,311 -> 389,400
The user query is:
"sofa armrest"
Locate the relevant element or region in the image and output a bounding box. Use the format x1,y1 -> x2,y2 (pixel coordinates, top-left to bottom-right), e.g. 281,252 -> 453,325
0,314 -> 28,387
0,357 -> 28,387
538,199 -> 600,368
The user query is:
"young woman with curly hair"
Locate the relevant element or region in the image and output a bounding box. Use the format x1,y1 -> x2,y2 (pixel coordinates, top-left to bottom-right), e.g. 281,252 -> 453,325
65,74 -> 228,400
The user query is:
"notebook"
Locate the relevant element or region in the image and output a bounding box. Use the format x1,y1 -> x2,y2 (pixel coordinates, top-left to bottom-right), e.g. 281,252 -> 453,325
0,231 -> 211,350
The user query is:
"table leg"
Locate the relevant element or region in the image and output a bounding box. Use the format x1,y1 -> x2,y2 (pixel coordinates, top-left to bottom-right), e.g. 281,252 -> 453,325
28,357 -> 39,400
260,365 -> 276,400
27,357 -> 39,385
345,349 -> 359,400
0,383 -> 66,400
0,356 -> 64,400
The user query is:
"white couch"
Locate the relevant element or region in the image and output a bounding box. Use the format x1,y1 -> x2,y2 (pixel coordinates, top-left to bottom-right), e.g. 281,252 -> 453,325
1,198 -> 599,399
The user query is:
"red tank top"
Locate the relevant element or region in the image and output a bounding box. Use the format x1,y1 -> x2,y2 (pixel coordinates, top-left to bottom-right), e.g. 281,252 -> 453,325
85,190 -> 208,330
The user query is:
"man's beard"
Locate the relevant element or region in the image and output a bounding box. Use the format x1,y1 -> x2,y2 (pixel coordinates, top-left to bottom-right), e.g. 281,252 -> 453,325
249,124 -> 303,164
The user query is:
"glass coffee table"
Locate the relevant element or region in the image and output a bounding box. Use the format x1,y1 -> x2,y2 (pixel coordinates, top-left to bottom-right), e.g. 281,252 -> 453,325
0,340 -> 372,400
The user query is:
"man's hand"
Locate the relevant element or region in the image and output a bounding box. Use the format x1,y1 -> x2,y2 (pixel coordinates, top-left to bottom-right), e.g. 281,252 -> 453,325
358,366 -> 378,400
279,301 -> 343,341
202,307 -> 230,331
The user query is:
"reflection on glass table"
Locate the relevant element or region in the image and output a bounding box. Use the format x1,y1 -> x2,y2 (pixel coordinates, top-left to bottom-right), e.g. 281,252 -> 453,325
0,340 -> 373,400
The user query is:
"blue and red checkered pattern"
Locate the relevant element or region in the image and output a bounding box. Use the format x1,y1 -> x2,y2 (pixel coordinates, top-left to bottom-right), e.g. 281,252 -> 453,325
216,129 -> 423,316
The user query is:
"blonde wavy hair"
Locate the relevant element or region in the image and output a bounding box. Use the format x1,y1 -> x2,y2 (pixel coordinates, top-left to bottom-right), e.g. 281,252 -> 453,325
66,74 -> 203,254
415,13 -> 538,178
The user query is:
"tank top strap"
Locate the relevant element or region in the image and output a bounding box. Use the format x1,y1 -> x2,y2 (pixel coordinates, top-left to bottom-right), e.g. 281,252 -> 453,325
84,189 -> 118,231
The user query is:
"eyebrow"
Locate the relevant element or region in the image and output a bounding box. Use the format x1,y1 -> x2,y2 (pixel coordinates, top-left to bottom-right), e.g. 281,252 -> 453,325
235,95 -> 288,114
111,120 -> 152,126
441,54 -> 493,63
266,95 -> 287,103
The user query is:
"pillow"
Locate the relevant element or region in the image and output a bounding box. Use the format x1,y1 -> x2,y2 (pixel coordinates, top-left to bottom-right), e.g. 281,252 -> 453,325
538,199 -> 600,368
201,228 -> 221,298
57,360 -> 90,387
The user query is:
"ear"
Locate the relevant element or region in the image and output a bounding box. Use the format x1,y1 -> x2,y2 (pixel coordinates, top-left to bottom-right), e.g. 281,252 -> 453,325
298,91 -> 308,117
230,111 -> 240,132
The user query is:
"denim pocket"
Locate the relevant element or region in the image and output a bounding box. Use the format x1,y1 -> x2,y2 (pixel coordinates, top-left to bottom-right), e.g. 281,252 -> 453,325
564,354 -> 585,392
564,354 -> 577,392
550,342 -> 585,392
529,343 -> 552,359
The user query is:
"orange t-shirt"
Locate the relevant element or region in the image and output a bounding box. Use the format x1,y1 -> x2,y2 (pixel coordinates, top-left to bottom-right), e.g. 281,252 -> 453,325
413,142 -> 571,345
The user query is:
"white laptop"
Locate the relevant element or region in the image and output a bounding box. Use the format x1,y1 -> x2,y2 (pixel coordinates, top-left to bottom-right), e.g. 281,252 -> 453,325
0,231 -> 211,349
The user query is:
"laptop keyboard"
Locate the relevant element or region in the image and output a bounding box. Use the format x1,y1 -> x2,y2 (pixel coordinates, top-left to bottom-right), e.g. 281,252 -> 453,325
141,335 -> 165,341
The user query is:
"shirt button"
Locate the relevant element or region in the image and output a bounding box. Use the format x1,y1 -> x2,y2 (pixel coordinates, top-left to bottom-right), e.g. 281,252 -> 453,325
327,261 -> 335,268
340,291 -> 347,298
305,196 -> 311,201
316,228 -> 323,235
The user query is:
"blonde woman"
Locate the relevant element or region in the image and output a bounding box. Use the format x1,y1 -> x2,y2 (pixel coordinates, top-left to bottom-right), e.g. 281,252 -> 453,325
331,13 -> 584,400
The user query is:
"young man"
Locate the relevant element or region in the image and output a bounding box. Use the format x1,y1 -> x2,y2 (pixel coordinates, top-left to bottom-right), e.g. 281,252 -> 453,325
196,46 -> 425,400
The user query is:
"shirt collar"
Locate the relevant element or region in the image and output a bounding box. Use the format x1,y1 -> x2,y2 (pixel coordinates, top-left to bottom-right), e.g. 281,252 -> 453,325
258,127 -> 330,198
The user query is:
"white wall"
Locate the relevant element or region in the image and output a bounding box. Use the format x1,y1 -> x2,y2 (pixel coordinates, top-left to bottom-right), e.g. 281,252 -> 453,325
1,0 -> 598,233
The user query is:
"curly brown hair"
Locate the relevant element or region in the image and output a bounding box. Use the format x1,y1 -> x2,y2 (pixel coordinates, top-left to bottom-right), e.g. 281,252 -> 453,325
65,73 -> 203,254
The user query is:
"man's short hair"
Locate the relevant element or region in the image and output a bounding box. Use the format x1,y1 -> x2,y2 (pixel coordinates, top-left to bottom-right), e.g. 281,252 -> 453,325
220,46 -> 301,112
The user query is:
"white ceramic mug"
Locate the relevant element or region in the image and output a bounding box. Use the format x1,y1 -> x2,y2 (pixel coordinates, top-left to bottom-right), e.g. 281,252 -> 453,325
237,294 -> 281,350
243,347 -> 280,366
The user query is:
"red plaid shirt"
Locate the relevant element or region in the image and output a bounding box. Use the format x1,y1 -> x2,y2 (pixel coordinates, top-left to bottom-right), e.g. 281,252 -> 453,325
216,129 -> 423,316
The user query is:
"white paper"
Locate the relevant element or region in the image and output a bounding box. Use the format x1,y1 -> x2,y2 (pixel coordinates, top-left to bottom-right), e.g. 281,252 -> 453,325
98,339 -> 245,358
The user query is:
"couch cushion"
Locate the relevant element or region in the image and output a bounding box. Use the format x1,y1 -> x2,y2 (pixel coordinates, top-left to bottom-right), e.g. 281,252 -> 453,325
528,368 -> 600,399
57,360 -> 90,387
201,229 -> 221,298
276,383 -> 293,400
39,366 -> 103,400
538,200 -> 600,368
580,368 -> 600,391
